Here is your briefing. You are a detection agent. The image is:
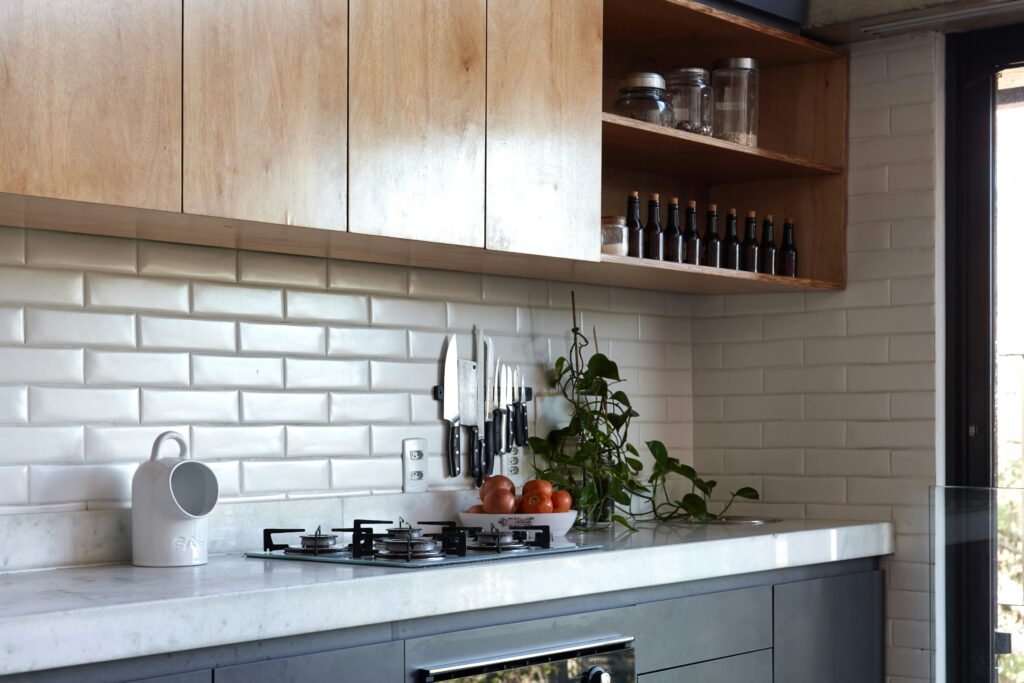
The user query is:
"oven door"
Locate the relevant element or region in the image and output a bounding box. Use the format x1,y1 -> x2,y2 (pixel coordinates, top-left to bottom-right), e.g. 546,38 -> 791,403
420,636 -> 635,682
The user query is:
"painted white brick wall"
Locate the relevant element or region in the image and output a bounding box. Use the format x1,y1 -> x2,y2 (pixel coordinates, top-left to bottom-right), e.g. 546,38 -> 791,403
693,33 -> 942,683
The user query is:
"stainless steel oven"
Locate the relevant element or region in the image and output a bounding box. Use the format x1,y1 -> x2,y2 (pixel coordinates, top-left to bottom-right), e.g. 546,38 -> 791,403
419,637 -> 635,682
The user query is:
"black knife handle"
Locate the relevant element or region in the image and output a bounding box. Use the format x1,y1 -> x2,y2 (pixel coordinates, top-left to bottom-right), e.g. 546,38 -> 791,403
522,401 -> 529,443
482,420 -> 495,478
505,407 -> 514,450
468,425 -> 480,485
514,403 -> 527,446
447,420 -> 461,477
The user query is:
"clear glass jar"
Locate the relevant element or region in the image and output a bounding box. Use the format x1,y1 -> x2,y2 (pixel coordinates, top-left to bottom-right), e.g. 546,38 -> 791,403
601,216 -> 628,256
712,58 -> 759,147
667,68 -> 712,135
612,72 -> 674,127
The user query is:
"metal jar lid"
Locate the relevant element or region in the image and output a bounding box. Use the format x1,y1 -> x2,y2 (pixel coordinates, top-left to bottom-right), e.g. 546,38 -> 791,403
712,57 -> 759,71
601,215 -> 627,227
667,67 -> 711,82
619,72 -> 666,90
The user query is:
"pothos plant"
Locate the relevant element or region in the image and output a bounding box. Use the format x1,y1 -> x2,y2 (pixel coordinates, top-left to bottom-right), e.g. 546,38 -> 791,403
527,296 -> 759,530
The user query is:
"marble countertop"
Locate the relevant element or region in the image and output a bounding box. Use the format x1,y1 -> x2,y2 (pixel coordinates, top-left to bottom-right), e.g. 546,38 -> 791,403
0,519 -> 893,675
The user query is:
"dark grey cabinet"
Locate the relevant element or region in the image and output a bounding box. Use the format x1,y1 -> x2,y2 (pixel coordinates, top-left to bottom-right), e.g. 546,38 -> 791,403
638,649 -> 773,682
773,570 -> 885,682
214,641 -> 402,683
132,673 -> 211,683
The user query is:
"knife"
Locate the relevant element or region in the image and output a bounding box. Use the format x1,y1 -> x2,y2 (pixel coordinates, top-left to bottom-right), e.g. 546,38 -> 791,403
483,337 -> 496,476
458,357 -> 478,483
518,367 -> 529,447
502,364 -> 513,453
512,367 -> 527,447
495,358 -> 507,456
442,336 -> 461,477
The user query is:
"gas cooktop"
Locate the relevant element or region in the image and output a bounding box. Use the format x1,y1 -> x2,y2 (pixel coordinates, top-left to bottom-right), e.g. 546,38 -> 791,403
245,518 -> 601,569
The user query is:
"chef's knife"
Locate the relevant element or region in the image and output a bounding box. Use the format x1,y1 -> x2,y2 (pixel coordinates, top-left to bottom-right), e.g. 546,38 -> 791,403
495,358 -> 508,456
458,358 -> 478,483
518,367 -> 529,447
513,367 -> 527,447
442,336 -> 461,477
483,337 -> 496,476
502,364 -> 513,452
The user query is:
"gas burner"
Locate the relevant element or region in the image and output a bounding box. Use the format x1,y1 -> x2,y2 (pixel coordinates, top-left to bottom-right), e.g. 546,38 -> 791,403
263,526 -> 346,556
385,517 -> 423,540
467,526 -> 529,553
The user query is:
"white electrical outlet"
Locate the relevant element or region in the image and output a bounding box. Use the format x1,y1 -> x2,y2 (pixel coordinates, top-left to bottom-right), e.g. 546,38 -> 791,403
402,437 -> 428,493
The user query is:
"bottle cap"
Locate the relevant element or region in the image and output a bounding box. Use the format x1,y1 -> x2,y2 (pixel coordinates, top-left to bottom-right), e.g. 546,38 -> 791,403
650,193 -> 660,201
687,200 -> 697,209
630,191 -> 638,198
785,217 -> 794,223
766,214 -> 774,221
747,210 -> 756,218
708,203 -> 717,212
728,208 -> 737,215
670,196 -> 679,204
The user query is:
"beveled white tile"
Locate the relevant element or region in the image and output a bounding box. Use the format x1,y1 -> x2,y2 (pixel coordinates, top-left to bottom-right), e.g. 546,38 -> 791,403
369,361 -> 438,391
192,355 -> 283,389
241,459 -> 330,493
140,316 -> 236,352
0,466 -> 28,504
30,387 -> 138,424
610,287 -> 667,315
0,348 -> 83,383
328,260 -> 407,294
85,425 -> 190,462
482,275 -> 548,306
371,423 -> 445,455
327,327 -> 406,358
26,309 -> 135,347
330,457 -> 403,493
193,283 -> 283,319
408,269 -> 482,301
241,392 -> 327,423
286,290 -> 368,324
371,297 -> 446,328
139,241 -> 236,282
287,425 -> 370,457
0,227 -> 26,265
205,460 -> 241,497
28,463 -> 136,503
191,426 -> 285,459
408,330 -> 467,360
0,502 -> 86,516
549,282 -> 610,310
239,251 -> 327,289
142,390 -> 239,423
0,266 -> 83,306
86,273 -> 189,313
330,392 -> 409,423
0,306 -> 23,343
285,359 -> 368,390
27,230 -> 136,273
579,310 -> 640,341
240,322 -> 325,355
446,302 -> 516,333
0,387 -> 27,424
410,393 -> 439,422
0,426 -> 84,463
85,351 -> 188,387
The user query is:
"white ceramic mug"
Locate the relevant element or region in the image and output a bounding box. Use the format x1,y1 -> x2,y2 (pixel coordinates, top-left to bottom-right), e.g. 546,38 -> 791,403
131,431 -> 219,567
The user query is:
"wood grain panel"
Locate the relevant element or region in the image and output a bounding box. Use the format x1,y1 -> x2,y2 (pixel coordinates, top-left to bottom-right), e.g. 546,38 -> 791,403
184,0 -> 347,229
0,1 -> 182,211
349,0 -> 485,247
486,0 -> 603,261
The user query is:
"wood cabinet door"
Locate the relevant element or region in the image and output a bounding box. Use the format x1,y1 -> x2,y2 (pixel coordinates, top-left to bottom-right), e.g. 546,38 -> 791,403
485,0 -> 602,261
0,1 -> 182,211
349,0 -> 485,247
184,0 -> 347,230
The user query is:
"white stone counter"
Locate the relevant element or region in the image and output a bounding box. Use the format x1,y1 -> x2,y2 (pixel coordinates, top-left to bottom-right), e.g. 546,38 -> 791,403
0,519 -> 894,675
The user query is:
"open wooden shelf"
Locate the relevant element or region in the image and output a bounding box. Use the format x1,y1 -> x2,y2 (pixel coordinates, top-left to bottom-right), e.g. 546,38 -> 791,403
598,254 -> 840,292
602,113 -> 842,183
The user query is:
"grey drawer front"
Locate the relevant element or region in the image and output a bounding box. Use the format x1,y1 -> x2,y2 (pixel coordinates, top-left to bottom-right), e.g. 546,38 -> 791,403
214,641 -> 402,683
632,586 -> 772,673
638,649 -> 773,683
774,570 -> 884,683
132,673 -> 212,683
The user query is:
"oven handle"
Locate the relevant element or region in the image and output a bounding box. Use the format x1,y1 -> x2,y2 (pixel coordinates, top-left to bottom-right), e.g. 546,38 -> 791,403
423,636 -> 634,677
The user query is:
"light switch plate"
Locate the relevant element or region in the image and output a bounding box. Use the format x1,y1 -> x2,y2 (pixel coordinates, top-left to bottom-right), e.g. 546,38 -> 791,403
402,437 -> 428,493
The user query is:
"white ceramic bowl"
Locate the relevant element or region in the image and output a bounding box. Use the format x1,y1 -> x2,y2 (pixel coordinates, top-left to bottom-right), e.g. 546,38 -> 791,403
458,510 -> 578,537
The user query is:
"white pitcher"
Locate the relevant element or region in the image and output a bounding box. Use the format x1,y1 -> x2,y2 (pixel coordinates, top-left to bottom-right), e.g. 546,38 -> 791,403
132,431 -> 219,567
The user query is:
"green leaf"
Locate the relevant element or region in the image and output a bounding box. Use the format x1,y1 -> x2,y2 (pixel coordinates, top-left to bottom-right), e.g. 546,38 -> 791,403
612,514 -> 637,531
586,353 -> 620,381
668,461 -> 697,481
646,440 -> 669,466
611,390 -> 632,408
693,478 -> 712,497
527,436 -> 549,456
625,443 -> 639,456
681,493 -> 708,518
733,486 -> 760,500
625,457 -> 643,472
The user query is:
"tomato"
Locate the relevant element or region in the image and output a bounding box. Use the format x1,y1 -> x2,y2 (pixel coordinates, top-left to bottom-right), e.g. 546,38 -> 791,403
521,479 -> 553,498
482,488 -> 517,514
551,490 -> 572,513
465,504 -> 485,513
479,474 -> 515,502
520,492 -> 553,514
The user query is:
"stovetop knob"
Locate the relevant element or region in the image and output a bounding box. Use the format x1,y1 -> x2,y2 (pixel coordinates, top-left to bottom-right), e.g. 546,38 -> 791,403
585,666 -> 611,683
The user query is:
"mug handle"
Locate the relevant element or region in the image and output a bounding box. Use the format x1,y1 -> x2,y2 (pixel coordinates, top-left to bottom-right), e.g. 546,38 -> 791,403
151,431 -> 189,462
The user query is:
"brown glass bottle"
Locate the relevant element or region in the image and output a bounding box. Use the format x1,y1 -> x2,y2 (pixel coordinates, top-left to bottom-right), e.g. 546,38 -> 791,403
760,214 -> 778,275
781,217 -> 798,277
723,208 -> 741,270
645,193 -> 664,260
703,204 -> 722,268
626,191 -> 644,258
683,200 -> 701,266
664,197 -> 683,263
741,211 -> 760,273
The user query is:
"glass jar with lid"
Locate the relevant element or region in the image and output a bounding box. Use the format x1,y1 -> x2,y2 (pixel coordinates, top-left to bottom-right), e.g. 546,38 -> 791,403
712,58 -> 759,147
666,68 -> 712,135
612,72 -> 674,127
600,216 -> 628,256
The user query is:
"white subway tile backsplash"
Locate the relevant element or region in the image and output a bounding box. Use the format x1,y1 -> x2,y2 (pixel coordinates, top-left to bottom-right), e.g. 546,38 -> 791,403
0,306 -> 23,343
241,322 -> 325,355
847,421 -> 934,449
847,363 -> 934,392
205,460 -> 241,497
0,348 -> 82,384
516,307 -> 574,336
803,393 -> 890,421
26,309 -> 135,347
764,310 -> 845,340
30,387 -> 138,424
140,316 -> 236,352
27,231 -> 136,273
448,302 -> 517,333
242,459 -> 330,493
763,421 -> 845,448
194,283 -> 283,319
409,269 -> 482,301
638,369 -> 692,396
805,279 -> 891,311
847,221 -> 890,252
29,463 -> 135,503
372,297 -> 446,328
370,361 -> 439,391
193,355 -> 283,389
86,351 -> 188,387
549,282 -> 610,311
724,449 -> 803,474
722,339 -> 802,368
890,334 -> 935,362
286,291 -> 368,324
891,276 -> 935,305
142,390 -> 239,423
848,248 -> 935,282
606,340 -> 665,369
636,315 -> 687,342
722,395 -> 803,421
692,315 -> 763,343
693,421 -> 761,448
242,392 -> 327,424
85,425 -> 190,462
723,293 -> 805,316
139,242 -> 236,282
330,392 -> 409,423
848,477 -> 930,505
890,218 -> 935,249
0,427 -> 83,463
763,366 -> 846,394
328,327 -> 406,358
0,466 -> 28,504
891,102 -> 934,134
0,267 -> 83,306
0,227 -> 26,265
371,423 -> 445,455
86,274 -> 189,313
693,369 -> 761,395
804,449 -> 891,476
191,426 -> 284,459
891,392 -> 935,420
891,449 -> 935,477
804,336 -> 889,365
287,425 -> 370,457
0,387 -> 28,423
239,251 -> 327,289
331,457 -> 403,493
482,275 -> 549,307
328,260 -> 407,294
286,359 -> 369,390
764,476 -> 846,504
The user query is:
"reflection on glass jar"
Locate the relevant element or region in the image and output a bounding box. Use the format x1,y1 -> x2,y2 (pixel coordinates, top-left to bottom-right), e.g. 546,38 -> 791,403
712,57 -> 759,147
612,72 -> 674,127
667,67 -> 712,135
600,216 -> 628,256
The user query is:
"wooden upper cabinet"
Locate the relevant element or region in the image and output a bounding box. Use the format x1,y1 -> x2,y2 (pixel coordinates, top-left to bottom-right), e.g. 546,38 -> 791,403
349,0 -> 486,247
0,1 -> 182,211
184,0 -> 347,230
486,0 -> 603,261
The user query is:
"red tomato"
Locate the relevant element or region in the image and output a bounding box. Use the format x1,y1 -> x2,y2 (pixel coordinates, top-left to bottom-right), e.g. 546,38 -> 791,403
482,488 -> 517,514
465,504 -> 485,513
520,492 -> 554,514
551,490 -> 572,513
479,475 -> 515,502
521,479 -> 553,498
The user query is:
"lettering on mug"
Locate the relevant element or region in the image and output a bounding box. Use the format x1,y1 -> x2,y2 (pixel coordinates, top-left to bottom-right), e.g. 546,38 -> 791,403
173,536 -> 203,550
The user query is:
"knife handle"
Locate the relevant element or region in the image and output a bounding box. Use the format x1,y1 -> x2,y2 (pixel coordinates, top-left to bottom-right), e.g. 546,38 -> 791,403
468,425 -> 480,484
521,401 -> 529,444
447,419 -> 461,477
504,407 -> 514,451
483,420 -> 495,477
514,403 -> 527,446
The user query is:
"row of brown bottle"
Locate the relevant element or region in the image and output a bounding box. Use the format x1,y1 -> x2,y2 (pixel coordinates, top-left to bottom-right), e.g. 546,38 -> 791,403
626,193 -> 798,277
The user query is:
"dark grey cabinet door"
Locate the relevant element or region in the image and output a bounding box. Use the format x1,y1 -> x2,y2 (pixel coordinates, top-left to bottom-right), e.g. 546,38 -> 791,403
214,641 -> 402,683
638,649 -> 772,683
773,570 -> 884,683
132,673 -> 212,683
